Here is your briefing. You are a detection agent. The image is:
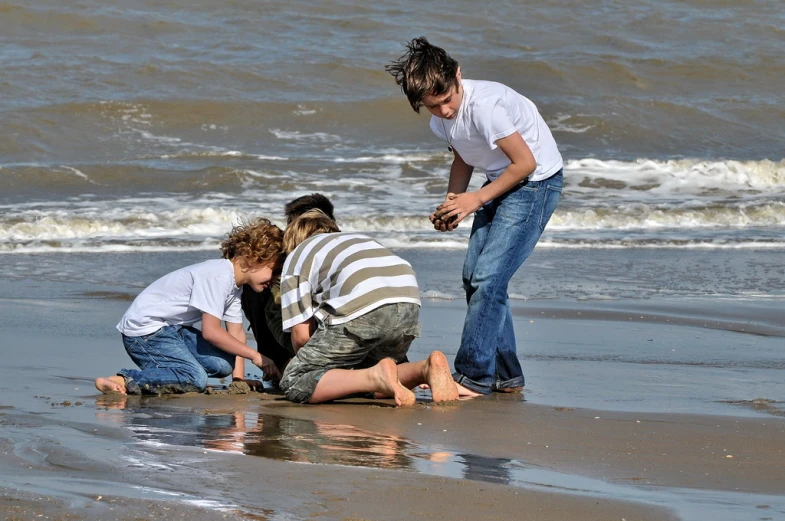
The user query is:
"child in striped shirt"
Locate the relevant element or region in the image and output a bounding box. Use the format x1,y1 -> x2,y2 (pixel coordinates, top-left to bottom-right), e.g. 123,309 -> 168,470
278,210 -> 459,406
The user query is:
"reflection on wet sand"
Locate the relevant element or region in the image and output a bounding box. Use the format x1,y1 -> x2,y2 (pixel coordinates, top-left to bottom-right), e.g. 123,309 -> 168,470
94,395 -> 518,485
244,418 -> 413,469
93,396 -> 784,521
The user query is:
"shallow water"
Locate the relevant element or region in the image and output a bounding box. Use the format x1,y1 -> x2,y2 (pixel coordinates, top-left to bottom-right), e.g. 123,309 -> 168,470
2,1 -> 784,253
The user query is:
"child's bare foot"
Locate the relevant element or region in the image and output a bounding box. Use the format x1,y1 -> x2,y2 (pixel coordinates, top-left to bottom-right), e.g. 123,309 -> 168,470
424,351 -> 459,403
373,359 -> 415,407
455,381 -> 482,398
95,376 -> 127,395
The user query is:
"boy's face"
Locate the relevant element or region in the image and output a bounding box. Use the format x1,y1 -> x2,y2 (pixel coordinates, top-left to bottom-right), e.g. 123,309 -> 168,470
422,68 -> 463,120
246,264 -> 275,293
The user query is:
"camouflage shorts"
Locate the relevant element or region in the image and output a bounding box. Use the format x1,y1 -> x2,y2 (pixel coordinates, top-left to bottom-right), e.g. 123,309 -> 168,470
279,302 -> 421,403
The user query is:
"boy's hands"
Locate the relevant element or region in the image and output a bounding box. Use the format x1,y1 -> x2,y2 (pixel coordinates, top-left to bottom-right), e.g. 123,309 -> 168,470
430,192 -> 482,232
252,353 -> 282,381
430,193 -> 459,232
233,377 -> 265,392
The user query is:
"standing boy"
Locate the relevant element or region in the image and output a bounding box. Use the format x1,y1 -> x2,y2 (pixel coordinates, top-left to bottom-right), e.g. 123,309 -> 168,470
95,218 -> 284,395
277,209 -> 458,406
386,37 -> 564,396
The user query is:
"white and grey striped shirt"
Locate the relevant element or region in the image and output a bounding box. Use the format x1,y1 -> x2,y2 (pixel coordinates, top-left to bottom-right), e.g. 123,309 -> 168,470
280,232 -> 420,332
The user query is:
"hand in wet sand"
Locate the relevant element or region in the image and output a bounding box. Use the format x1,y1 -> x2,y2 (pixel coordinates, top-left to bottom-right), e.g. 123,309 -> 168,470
240,378 -> 265,392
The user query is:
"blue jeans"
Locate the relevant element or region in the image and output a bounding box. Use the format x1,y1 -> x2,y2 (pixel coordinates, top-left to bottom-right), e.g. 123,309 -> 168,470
118,325 -> 235,394
453,170 -> 563,394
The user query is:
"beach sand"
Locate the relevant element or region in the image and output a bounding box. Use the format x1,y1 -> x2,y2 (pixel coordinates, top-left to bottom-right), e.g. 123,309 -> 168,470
1,249 -> 784,520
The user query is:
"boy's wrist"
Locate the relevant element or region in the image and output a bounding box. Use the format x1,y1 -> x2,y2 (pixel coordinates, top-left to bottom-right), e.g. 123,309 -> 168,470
475,188 -> 491,206
251,352 -> 263,367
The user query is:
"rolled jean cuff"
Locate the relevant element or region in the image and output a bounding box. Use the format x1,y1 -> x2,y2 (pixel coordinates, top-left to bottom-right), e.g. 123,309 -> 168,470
116,372 -> 141,395
452,372 -> 492,395
493,376 -> 524,391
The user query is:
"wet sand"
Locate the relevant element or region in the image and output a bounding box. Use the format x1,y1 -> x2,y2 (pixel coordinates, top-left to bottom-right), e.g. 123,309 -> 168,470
3,386 -> 782,520
1,391 -> 679,521
1,251 -> 784,520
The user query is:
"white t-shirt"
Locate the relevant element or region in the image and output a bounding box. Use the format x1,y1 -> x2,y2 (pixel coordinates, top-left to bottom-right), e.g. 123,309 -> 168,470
430,79 -> 563,182
117,259 -> 243,337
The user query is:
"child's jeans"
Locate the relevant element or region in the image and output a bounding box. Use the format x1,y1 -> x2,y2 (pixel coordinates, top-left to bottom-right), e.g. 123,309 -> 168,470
279,302 -> 420,403
118,325 -> 235,394
453,170 -> 563,394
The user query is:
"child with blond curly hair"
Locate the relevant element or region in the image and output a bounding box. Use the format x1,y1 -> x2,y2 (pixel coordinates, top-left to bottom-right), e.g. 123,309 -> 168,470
95,218 -> 284,395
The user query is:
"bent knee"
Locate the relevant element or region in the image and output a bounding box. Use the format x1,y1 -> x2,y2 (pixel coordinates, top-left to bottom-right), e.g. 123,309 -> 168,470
280,378 -> 313,403
179,366 -> 209,391
209,359 -> 235,379
284,387 -> 312,404
280,369 -> 320,404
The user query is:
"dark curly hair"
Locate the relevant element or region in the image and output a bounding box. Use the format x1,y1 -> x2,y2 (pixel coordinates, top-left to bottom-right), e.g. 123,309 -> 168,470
385,36 -> 460,113
220,218 -> 284,273
284,193 -> 335,224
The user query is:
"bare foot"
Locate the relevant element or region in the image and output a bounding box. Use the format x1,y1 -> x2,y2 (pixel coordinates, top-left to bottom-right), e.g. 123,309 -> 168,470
373,359 -> 415,407
95,376 -> 127,395
455,381 -> 482,398
424,351 -> 459,403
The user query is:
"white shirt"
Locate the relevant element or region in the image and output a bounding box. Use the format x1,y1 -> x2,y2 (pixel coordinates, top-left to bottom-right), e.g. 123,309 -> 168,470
117,259 -> 243,337
430,79 -> 563,182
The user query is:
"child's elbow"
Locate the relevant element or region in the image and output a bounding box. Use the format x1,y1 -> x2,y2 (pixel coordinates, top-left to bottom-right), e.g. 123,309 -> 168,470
290,331 -> 308,352
201,322 -> 219,344
520,157 -> 537,177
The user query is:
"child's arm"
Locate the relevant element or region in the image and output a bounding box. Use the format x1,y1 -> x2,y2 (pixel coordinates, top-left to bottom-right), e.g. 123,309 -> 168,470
290,317 -> 316,353
202,312 -> 280,379
226,322 -> 268,389
435,133 -> 536,226
225,321 -> 248,381
430,150 -> 474,232
478,132 -> 537,200
446,150 -> 475,194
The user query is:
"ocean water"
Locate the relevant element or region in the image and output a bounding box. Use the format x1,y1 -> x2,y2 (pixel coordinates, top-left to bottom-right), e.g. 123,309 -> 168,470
1,0 -> 784,259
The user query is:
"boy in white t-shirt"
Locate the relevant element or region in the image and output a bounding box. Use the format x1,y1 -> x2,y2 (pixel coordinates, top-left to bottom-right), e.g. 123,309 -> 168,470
95,218 -> 284,395
387,37 -> 564,396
